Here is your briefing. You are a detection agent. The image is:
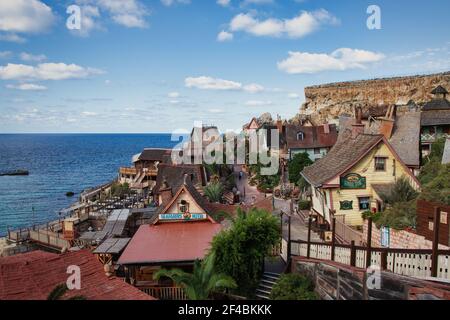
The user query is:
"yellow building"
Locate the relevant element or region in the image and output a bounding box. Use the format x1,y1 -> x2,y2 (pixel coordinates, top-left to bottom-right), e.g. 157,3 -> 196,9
302,117 -> 421,227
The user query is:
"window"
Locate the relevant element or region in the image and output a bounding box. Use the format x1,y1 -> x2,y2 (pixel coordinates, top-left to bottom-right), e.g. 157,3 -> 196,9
297,132 -> 305,141
375,157 -> 386,171
179,200 -> 189,214
358,197 -> 371,211
314,148 -> 321,155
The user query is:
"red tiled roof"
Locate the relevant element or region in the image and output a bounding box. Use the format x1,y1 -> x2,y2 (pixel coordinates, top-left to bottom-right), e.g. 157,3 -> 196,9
0,250 -> 154,300
118,222 -> 222,265
285,124 -> 338,150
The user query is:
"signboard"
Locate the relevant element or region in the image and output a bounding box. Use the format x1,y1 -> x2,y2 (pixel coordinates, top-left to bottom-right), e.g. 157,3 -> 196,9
340,200 -> 353,210
381,226 -> 390,248
159,213 -> 207,221
340,173 -> 367,189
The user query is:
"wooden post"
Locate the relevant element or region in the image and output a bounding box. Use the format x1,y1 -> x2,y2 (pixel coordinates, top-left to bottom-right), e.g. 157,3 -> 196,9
380,250 -> 388,271
366,218 -> 373,269
431,207 -> 441,278
331,217 -> 336,261
307,217 -> 312,259
290,199 -> 294,215
287,215 -> 292,261
350,240 -> 356,267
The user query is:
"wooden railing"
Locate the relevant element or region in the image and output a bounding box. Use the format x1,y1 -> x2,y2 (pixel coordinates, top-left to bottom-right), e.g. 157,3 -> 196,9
334,215 -> 364,245
421,133 -> 450,143
290,239 -> 450,280
139,286 -> 187,300
29,229 -> 72,250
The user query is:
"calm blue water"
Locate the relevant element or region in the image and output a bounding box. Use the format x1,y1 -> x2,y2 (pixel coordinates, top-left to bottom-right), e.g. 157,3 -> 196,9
0,134 -> 181,236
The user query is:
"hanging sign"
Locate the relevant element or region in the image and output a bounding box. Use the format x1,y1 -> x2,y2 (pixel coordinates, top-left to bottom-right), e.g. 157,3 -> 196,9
340,173 -> 366,189
340,200 -> 353,210
159,213 -> 207,221
381,226 -> 390,248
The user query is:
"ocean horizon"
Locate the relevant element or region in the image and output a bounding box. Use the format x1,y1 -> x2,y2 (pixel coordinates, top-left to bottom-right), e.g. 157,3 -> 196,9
0,133 -> 184,236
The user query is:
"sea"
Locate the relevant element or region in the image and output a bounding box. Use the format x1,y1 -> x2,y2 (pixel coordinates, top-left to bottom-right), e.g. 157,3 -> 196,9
0,134 -> 182,236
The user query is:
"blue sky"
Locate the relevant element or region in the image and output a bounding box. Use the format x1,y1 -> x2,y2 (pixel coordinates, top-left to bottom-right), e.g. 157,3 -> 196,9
0,0 -> 449,133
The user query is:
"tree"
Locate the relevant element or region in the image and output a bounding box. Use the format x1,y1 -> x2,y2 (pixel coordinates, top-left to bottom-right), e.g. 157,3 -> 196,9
211,208 -> 280,297
289,152 -> 313,185
419,163 -> 450,205
153,252 -> 237,300
204,182 -> 224,203
47,284 -> 86,300
270,274 -> 318,300
378,176 -> 418,206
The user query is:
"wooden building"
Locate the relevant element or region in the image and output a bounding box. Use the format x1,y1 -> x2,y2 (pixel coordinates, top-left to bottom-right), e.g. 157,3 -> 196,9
302,108 -> 421,227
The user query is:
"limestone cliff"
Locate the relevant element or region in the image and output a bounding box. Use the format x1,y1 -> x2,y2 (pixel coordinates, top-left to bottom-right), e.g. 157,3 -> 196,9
298,72 -> 450,124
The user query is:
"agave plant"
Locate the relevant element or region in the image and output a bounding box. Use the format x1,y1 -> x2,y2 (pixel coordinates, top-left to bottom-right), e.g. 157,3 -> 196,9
47,284 -> 86,300
153,252 -> 237,300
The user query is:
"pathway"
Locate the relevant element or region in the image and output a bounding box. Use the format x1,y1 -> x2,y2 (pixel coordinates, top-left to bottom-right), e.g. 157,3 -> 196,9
233,165 -> 266,206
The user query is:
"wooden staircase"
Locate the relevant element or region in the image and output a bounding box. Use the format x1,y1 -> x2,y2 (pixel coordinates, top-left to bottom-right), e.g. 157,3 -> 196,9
255,272 -> 280,300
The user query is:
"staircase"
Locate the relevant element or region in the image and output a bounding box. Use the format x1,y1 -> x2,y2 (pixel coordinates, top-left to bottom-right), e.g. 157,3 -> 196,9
255,272 -> 280,300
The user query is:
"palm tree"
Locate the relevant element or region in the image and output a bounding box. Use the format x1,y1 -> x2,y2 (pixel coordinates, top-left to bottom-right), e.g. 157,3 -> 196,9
153,252 -> 237,300
203,182 -> 224,203
47,284 -> 86,300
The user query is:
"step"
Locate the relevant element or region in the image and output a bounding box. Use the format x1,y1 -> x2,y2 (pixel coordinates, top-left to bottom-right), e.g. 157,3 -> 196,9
264,272 -> 281,278
256,288 -> 271,296
258,283 -> 273,291
255,294 -> 270,300
261,279 -> 277,286
262,274 -> 280,281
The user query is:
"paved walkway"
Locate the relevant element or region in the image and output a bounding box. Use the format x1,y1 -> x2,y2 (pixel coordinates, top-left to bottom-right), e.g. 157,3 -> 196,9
233,165 -> 266,206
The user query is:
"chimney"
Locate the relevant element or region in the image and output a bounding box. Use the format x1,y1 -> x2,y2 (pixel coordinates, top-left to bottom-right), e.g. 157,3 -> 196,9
379,105 -> 396,139
276,115 -> 283,134
158,176 -> 173,206
351,107 -> 365,139
323,123 -> 330,134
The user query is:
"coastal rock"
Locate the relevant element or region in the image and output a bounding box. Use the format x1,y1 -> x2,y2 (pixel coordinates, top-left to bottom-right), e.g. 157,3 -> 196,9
297,72 -> 450,124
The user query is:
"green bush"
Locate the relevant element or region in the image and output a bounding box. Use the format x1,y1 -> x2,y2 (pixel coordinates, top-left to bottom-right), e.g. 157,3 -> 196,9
204,182 -> 224,203
212,208 -> 280,297
298,200 -> 311,210
419,163 -> 450,205
289,153 -> 313,185
270,274 -> 319,300
375,201 -> 417,230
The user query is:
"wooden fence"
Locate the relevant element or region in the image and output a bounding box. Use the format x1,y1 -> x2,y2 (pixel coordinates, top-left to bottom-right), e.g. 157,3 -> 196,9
139,286 -> 187,300
29,229 -> 72,250
334,215 -> 364,245
286,208 -> 450,281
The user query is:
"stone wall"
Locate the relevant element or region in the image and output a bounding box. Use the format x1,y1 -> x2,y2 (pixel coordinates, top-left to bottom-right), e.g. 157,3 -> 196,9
292,257 -> 450,300
300,72 -> 450,124
362,219 -> 449,250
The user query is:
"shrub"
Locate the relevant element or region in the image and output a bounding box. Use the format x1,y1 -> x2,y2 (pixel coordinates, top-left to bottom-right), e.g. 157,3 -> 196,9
375,201 -> 417,230
288,153 -> 313,185
378,177 -> 418,206
270,274 -> 319,300
212,208 -> 280,297
204,182 -> 224,203
298,200 -> 311,210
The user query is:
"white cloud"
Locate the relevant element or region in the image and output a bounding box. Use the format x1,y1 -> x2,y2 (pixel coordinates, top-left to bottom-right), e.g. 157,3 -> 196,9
245,100 -> 272,106
6,83 -> 47,91
185,76 -> 265,93
242,0 -> 274,5
229,9 -> 339,38
20,52 -> 47,62
288,93 -> 300,99
217,0 -> 231,7
208,108 -> 224,113
168,92 -> 180,98
81,111 -> 98,117
161,0 -> 191,7
0,33 -> 27,43
0,51 -> 12,59
76,0 -> 149,29
217,31 -> 233,42
0,63 -> 104,81
0,0 -> 56,34
277,48 -> 385,74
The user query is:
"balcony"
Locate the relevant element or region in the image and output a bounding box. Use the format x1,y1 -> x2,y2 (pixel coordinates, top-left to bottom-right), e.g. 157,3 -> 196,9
421,133 -> 450,143
138,286 -> 187,300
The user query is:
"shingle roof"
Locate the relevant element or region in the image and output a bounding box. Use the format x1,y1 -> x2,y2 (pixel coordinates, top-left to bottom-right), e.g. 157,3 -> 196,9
431,85 -> 448,95
285,124 -> 338,150
422,99 -> 450,111
387,113 -> 421,167
135,149 -> 173,163
153,164 -> 205,195
0,250 -> 154,300
421,109 -> 450,125
372,183 -> 395,198
301,134 -> 383,186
